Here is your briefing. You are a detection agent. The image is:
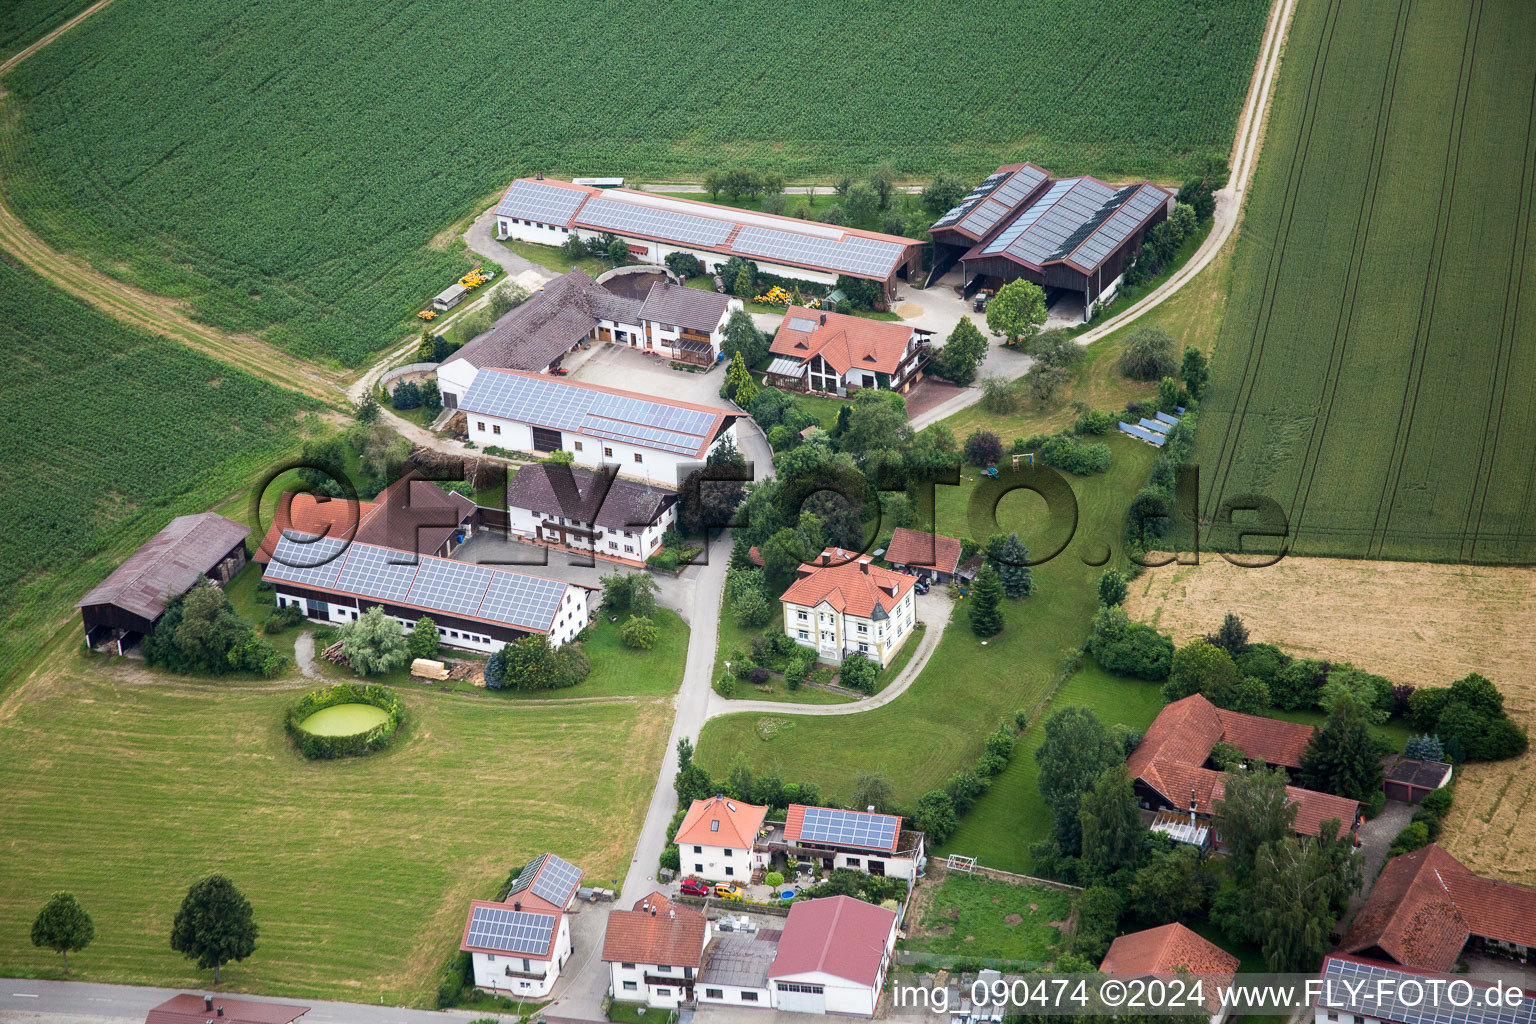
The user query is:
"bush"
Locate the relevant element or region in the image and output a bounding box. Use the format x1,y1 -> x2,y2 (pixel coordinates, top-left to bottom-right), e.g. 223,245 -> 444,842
975,752 -> 1009,777
285,682 -> 404,760
1117,327 -> 1179,381
262,604 -> 303,634
659,846 -> 681,872
747,666 -> 771,685
391,380 -> 422,410
1088,606 -> 1174,680
407,615 -> 441,660
714,676 -> 736,697
1073,409 -> 1116,435
645,548 -> 680,572
1039,432 -> 1112,475
963,429 -> 1004,467
435,951 -> 471,1009
839,653 -> 878,694
1389,820 -> 1431,857
620,615 -> 659,650
764,871 -> 785,888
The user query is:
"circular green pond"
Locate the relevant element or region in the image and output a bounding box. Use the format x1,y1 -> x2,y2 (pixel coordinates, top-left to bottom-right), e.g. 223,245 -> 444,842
298,703 -> 391,736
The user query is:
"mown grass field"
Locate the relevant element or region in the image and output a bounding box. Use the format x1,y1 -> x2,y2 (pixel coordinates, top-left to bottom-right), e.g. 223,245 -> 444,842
0,0 -> 1268,364
0,648 -> 672,1003
696,436 -> 1158,803
0,254 -> 318,690
1195,0 -> 1536,563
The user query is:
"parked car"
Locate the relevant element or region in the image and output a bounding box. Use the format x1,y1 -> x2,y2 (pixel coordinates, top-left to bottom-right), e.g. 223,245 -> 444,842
914,577 -> 931,595
714,883 -> 745,900
679,878 -> 710,897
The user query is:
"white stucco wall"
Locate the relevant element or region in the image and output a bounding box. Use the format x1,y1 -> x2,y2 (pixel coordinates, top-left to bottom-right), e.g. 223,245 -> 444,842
608,960 -> 698,1009
676,841 -> 767,883
782,589 -> 915,667
470,915 -> 571,997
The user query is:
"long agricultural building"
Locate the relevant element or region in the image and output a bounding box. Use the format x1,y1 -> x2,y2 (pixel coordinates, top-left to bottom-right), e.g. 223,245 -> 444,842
493,177 -> 924,299
928,162 -> 1171,318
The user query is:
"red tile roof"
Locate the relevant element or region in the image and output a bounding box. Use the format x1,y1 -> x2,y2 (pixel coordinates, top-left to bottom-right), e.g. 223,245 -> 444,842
674,794 -> 767,850
884,528 -> 963,576
602,892 -> 707,968
1130,695 -> 1358,840
355,476 -> 475,556
1101,923 -> 1240,998
769,895 -> 896,986
1339,844 -> 1536,971
769,306 -> 918,377
255,494 -> 378,563
145,994 -> 307,1024
780,550 -> 915,619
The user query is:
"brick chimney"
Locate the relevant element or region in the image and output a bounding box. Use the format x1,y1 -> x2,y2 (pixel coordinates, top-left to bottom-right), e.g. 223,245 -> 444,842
859,561 -> 869,575
819,313 -> 826,325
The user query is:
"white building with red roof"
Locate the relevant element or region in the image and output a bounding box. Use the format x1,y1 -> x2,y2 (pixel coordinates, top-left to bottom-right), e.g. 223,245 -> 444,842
766,307 -> 932,395
780,548 -> 918,667
458,853 -> 583,998
602,891 -> 709,1009
674,794 -> 769,883
768,895 -> 898,1017
766,804 -> 925,881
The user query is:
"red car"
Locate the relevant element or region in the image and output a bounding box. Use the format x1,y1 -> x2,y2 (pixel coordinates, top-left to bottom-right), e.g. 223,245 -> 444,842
678,878 -> 710,897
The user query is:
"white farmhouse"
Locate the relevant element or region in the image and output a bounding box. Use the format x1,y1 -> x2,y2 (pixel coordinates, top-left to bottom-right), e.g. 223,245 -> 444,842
459,853 -> 584,999
780,548 -> 918,667
457,369 -> 736,487
674,794 -> 769,883
767,895 -> 898,1017
766,804 -> 925,881
601,892 -> 708,1009
503,463 -> 677,566
765,307 -> 932,396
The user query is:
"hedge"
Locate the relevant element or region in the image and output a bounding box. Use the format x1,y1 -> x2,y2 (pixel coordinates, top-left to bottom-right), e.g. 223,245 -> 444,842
285,682 -> 404,760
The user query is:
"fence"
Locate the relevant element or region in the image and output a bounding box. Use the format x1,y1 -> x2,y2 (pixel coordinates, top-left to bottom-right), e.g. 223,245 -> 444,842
931,857 -> 1081,892
379,361 -> 439,390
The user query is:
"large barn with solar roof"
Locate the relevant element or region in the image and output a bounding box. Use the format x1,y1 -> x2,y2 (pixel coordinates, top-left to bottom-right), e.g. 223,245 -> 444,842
928,162 -> 1172,320
492,177 -> 925,301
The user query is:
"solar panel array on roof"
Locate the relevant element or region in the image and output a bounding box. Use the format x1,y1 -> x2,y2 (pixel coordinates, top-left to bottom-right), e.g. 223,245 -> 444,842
1001,178 -> 1119,266
506,855 -> 547,899
732,226 -> 906,278
465,905 -> 558,956
798,806 -> 900,850
990,166 -> 1048,207
786,315 -> 818,332
263,533 -> 349,586
1067,185 -> 1167,271
577,197 -> 734,248
529,854 -> 583,907
459,371 -> 719,456
262,535 -> 567,632
495,180 -> 589,226
930,196 -> 983,229
981,179 -> 1076,256
957,199 -> 1007,237
1320,958 -> 1536,1024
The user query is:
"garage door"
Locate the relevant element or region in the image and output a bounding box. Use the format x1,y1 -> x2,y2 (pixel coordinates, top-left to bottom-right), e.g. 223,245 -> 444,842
775,981 -> 825,1014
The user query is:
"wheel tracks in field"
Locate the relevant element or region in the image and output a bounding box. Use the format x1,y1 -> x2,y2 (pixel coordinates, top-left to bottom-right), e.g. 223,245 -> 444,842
1286,0 -> 1412,550
1368,0 -> 1483,558
0,0 -> 116,75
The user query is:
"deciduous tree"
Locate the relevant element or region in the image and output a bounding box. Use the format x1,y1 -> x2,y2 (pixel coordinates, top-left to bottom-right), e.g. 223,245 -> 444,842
1212,765 -> 1296,878
341,605 -> 409,676
931,316 -> 990,386
1035,706 -> 1121,856
1078,765 -> 1145,880
170,875 -> 258,983
31,892 -> 94,973
985,279 -> 1047,345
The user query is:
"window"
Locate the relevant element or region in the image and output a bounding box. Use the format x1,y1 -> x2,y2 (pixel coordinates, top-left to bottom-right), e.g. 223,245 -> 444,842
486,954 -> 496,961
705,988 -> 724,999
847,857 -> 861,867
656,965 -> 671,974
710,821 -> 719,832
859,643 -> 869,652
1325,1015 -> 1338,1022
776,982 -> 824,994
693,845 -> 702,853
476,421 -> 486,431
724,866 -> 733,876
742,991 -> 759,1002
694,864 -> 703,872
684,967 -> 693,980
620,961 -> 635,970
722,848 -> 731,856
604,447 -> 614,457
857,623 -> 867,633
798,630 -> 809,640
574,441 -> 583,451
492,424 -> 501,435
655,989 -> 670,998
622,981 -> 637,992
634,453 -> 643,463
797,610 -> 808,620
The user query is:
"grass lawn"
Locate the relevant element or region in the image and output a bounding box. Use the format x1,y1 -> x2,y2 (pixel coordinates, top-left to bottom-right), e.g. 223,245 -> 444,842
0,645 -> 671,1004
696,436 -> 1158,804
713,592 -> 856,706
608,1001 -> 676,1024
936,660 -> 1166,872
498,237 -> 609,278
793,392 -> 851,430
904,872 -> 1072,965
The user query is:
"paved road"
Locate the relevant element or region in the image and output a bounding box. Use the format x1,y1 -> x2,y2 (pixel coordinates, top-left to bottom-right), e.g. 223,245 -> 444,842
0,980 -> 517,1024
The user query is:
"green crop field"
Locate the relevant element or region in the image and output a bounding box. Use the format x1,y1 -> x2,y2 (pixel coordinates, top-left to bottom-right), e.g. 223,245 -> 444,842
696,436 -> 1158,804
0,255 -> 318,689
0,0 -> 1268,364
0,0 -> 93,60
0,651 -> 673,1003
1196,0 -> 1536,564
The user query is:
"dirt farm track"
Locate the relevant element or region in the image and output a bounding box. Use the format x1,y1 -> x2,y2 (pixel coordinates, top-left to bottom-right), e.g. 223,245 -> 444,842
1128,556 -> 1536,885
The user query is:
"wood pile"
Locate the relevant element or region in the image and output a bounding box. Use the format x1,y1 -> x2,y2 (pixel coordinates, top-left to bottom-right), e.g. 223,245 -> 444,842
410,657 -> 449,680
321,640 -> 349,666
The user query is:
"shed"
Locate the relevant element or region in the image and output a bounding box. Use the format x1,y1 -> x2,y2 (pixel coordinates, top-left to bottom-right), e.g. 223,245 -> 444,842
77,513 -> 251,650
1383,756 -> 1453,804
145,993 -> 307,1024
432,282 -> 469,311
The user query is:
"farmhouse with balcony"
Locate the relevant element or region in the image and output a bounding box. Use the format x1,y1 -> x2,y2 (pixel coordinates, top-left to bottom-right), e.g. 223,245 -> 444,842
928,162 -> 1171,320
764,307 -> 931,396
504,463 -> 677,566
760,804 -> 924,880
457,369 -> 736,486
1101,923 -> 1241,1024
674,794 -> 769,883
1128,694 -> 1362,847
492,177 -> 924,301
460,853 -> 584,999
603,892 -> 709,1010
77,512 -> 250,654
1338,843 -> 1536,970
780,548 -> 918,667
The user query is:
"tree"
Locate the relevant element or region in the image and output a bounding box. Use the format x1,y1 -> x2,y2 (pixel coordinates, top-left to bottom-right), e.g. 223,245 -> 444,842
1164,640 -> 1240,703
674,737 -> 714,803
1320,666 -> 1393,724
169,875 -> 258,983
986,532 -> 1034,598
420,378 -> 442,416
620,615 -> 659,650
845,182 -> 880,226
839,389 -> 912,456
391,380 -> 421,410
1098,568 -> 1128,607
340,605 -> 409,676
1212,765 -> 1296,878
625,572 -> 660,618
1025,328 -> 1084,369
1180,347 -> 1210,398
967,563 -> 1004,638
355,392 -> 380,424
1078,766 -> 1145,880
912,790 -> 957,843
1245,825 -> 1361,971
867,162 -> 897,209
1129,846 -> 1208,925
733,588 -> 773,628
1404,733 -> 1445,761
963,429 -> 1003,467
31,892 -> 94,973
485,634 -> 561,691
1071,885 -> 1125,960
921,171 -> 969,217
985,279 -> 1048,345
840,652 -> 878,694
407,616 -> 441,660
1117,326 -> 1179,381
1035,706 -> 1122,856
144,581 -> 281,678
1299,698 -> 1385,800
978,374 -> 1018,414
931,316 -> 990,386
944,768 -> 987,813
702,169 -> 725,201
722,351 -> 760,409
852,772 -> 895,812
1087,606 -> 1175,681
1211,612 -> 1249,657
722,309 -> 768,364
488,283 -> 528,319
1026,363 -> 1074,410
606,236 -> 630,266
732,265 -> 754,299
